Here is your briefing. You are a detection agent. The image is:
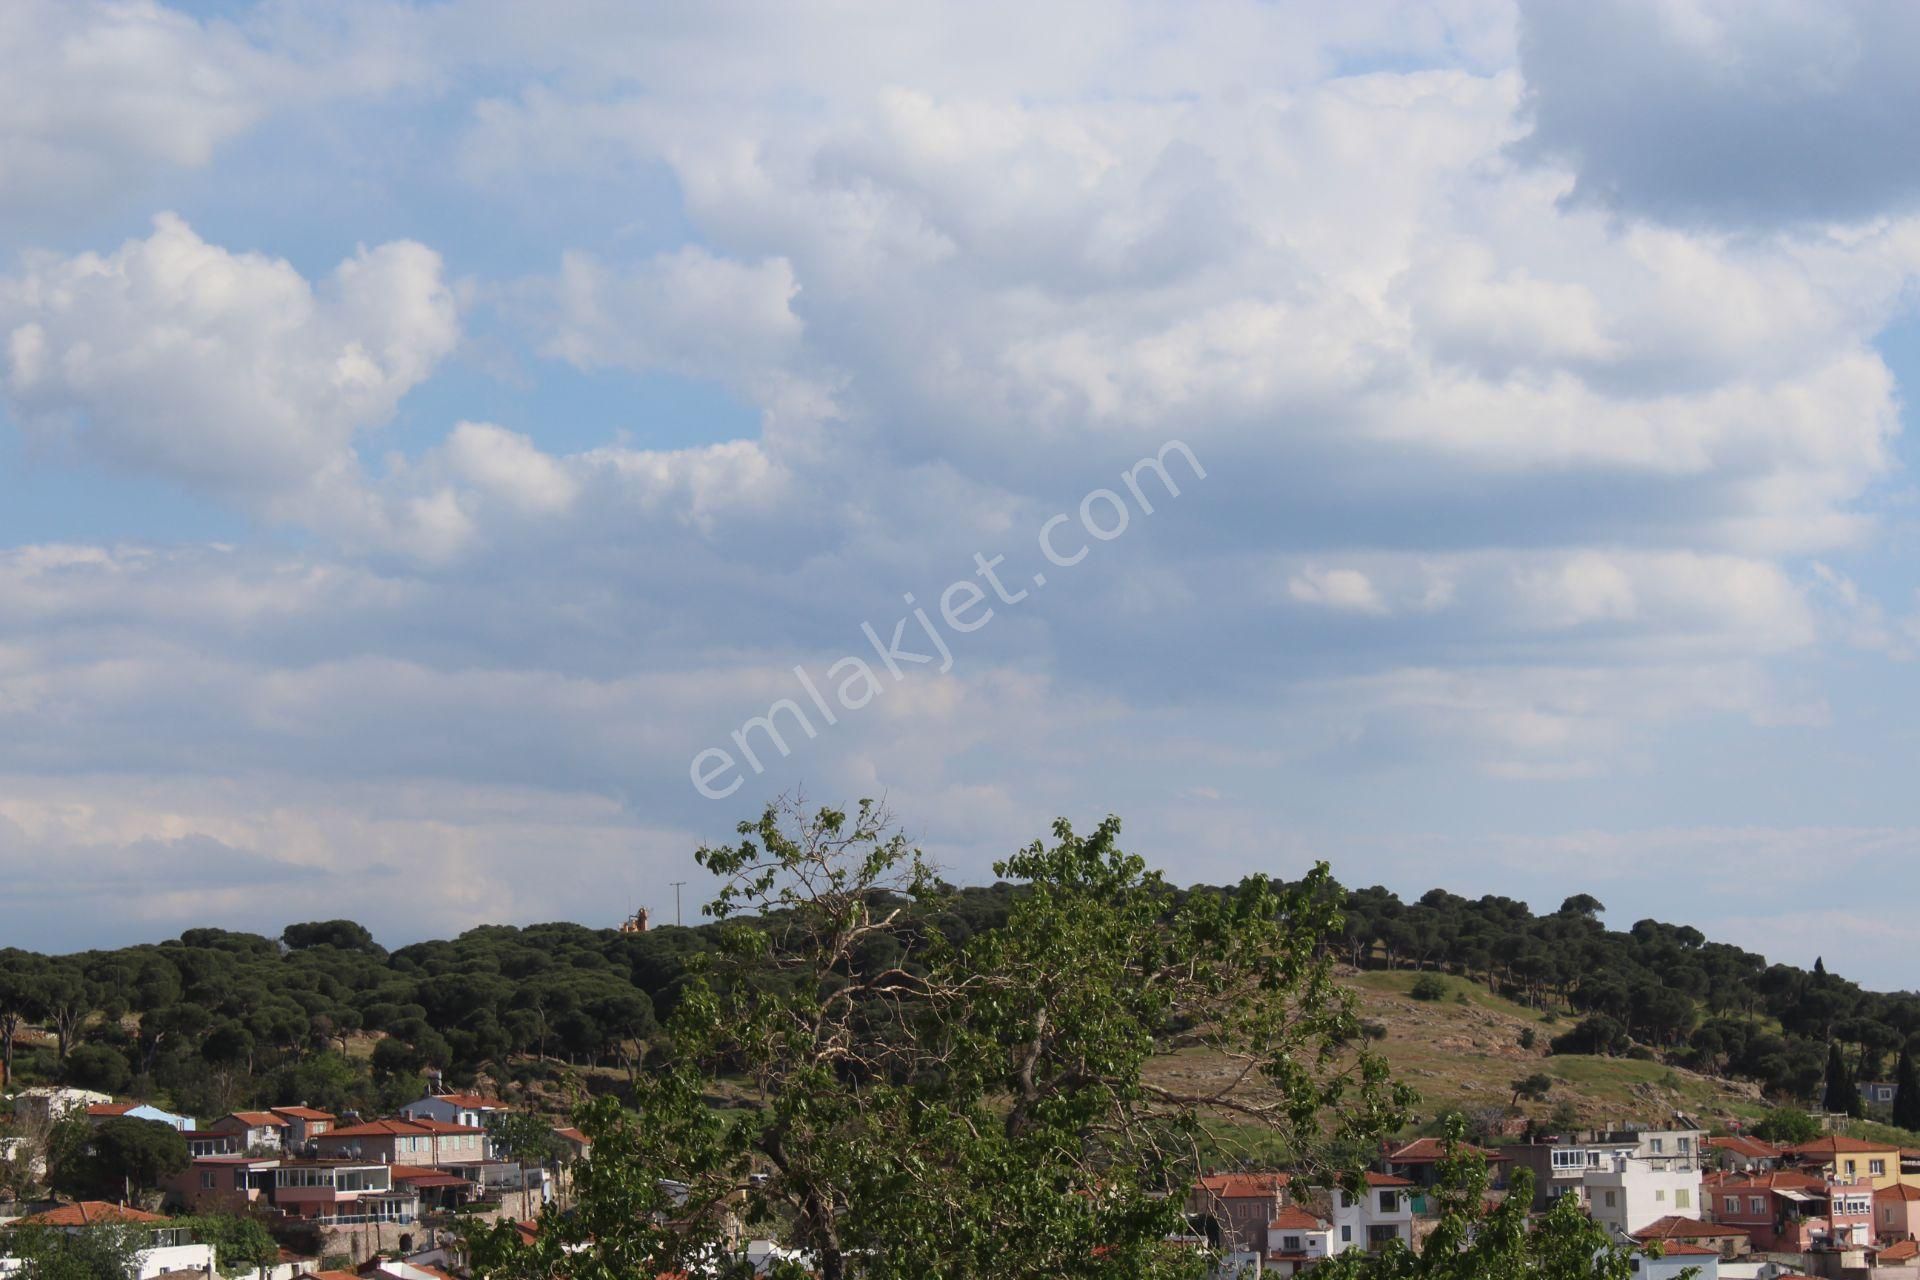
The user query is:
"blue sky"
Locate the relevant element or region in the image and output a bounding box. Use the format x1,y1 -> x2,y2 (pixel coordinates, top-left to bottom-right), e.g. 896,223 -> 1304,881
3,0 -> 1919,986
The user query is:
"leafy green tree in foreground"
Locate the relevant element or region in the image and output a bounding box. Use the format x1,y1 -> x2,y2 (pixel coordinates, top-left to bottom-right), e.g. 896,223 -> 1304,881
2,1222 -> 144,1280
180,1214 -> 279,1277
1315,1121 -> 1687,1280
469,801 -> 1412,1279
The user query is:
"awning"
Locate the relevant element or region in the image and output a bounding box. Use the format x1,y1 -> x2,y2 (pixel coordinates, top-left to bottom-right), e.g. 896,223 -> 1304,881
394,1174 -> 472,1189
1775,1189 -> 1816,1203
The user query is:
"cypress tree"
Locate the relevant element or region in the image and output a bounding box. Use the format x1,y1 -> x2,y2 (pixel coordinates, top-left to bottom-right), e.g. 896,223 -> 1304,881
1893,1047 -> 1920,1132
1825,1041 -> 1864,1118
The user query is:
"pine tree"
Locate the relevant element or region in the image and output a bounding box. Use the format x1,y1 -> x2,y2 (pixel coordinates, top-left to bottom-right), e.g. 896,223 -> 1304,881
1825,1042 -> 1864,1118
1892,1047 -> 1920,1132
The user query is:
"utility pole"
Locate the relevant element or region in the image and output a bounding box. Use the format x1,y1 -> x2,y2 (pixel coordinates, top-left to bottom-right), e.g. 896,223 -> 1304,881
671,881 -> 687,927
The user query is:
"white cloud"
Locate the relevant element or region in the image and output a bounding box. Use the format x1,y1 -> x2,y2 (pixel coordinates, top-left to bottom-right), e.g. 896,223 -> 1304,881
0,214 -> 458,512
1288,567 -> 1390,615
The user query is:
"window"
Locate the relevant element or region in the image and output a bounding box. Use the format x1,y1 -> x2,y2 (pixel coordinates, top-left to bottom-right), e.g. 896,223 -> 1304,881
1676,1190 -> 1691,1210
1725,1196 -> 1738,1214
1378,1191 -> 1398,1213
1650,1139 -> 1664,1154
1678,1137 -> 1692,1153
1750,1197 -> 1764,1215
1655,1189 -> 1666,1202
1340,1191 -> 1355,1208
1845,1159 -> 1857,1176
1603,1191 -> 1617,1208
1871,1160 -> 1886,1176
201,1171 -> 216,1189
1341,1226 -> 1352,1243
1282,1236 -> 1301,1251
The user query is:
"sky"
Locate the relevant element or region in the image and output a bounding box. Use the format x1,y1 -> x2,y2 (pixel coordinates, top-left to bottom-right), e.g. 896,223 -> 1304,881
2,0 -> 1919,986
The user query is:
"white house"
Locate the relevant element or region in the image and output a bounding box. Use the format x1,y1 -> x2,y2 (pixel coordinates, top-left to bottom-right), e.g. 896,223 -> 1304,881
7,1087 -> 113,1125
1628,1241 -> 1720,1279
399,1091 -> 509,1130
1330,1172 -> 1415,1255
1263,1206 -> 1335,1275
1587,1154 -> 1705,1237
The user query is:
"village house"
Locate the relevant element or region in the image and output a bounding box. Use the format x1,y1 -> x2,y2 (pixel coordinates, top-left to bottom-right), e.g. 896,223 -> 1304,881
269,1159 -> 419,1224
1330,1172 -> 1415,1255
1628,1240 -> 1720,1279
1378,1137 -> 1509,1197
1586,1151 -> 1706,1237
1783,1135 -> 1904,1193
203,1110 -> 290,1152
399,1091 -> 509,1131
163,1153 -> 280,1215
6,1087 -> 112,1125
1704,1168 -> 1875,1252
1185,1173 -> 1292,1255
1261,1206 -> 1335,1276
1879,1182 -> 1920,1243
1508,1132 -> 1643,1211
1631,1214 -> 1751,1260
268,1105 -> 336,1153
312,1117 -> 487,1167
1,1201 -> 216,1280
1704,1135 -> 1783,1174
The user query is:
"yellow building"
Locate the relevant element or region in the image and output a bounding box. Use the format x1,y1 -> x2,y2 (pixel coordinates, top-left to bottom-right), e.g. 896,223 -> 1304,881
1786,1137 -> 1905,1192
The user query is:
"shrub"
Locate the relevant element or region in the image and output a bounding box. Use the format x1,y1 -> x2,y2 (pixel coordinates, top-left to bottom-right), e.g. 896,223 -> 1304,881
1410,975 -> 1448,1002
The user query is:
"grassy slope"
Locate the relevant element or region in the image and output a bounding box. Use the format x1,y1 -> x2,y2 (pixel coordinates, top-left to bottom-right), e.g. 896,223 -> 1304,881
1341,970 -> 1776,1132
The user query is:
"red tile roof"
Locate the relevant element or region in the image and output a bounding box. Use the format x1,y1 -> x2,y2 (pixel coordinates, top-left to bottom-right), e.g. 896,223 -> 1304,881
1880,1240 -> 1920,1262
1633,1215 -> 1749,1241
19,1201 -> 169,1226
1877,1183 -> 1920,1202
322,1117 -> 484,1139
213,1111 -> 289,1129
1268,1207 -> 1328,1230
1361,1171 -> 1413,1187
1707,1134 -> 1784,1158
270,1106 -> 335,1121
1195,1172 -> 1291,1198
85,1103 -> 139,1117
1385,1137 -> 1507,1163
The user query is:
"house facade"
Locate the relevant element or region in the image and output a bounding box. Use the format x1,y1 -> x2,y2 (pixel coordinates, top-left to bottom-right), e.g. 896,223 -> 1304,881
164,1153 -> 279,1214
204,1110 -> 290,1152
1586,1153 -> 1706,1237
269,1105 -> 336,1152
1185,1173 -> 1292,1255
1330,1172 -> 1414,1255
399,1092 -> 508,1130
1705,1169 -> 1875,1252
313,1117 -> 487,1167
1879,1182 -> 1920,1243
1785,1136 -> 1903,1193
1262,1206 -> 1334,1276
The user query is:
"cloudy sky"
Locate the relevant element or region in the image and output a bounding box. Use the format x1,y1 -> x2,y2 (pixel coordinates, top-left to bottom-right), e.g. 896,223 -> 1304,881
3,0 -> 1918,985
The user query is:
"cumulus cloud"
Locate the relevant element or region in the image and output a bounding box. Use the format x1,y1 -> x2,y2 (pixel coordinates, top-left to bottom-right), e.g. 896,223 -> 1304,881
0,214 -> 458,514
